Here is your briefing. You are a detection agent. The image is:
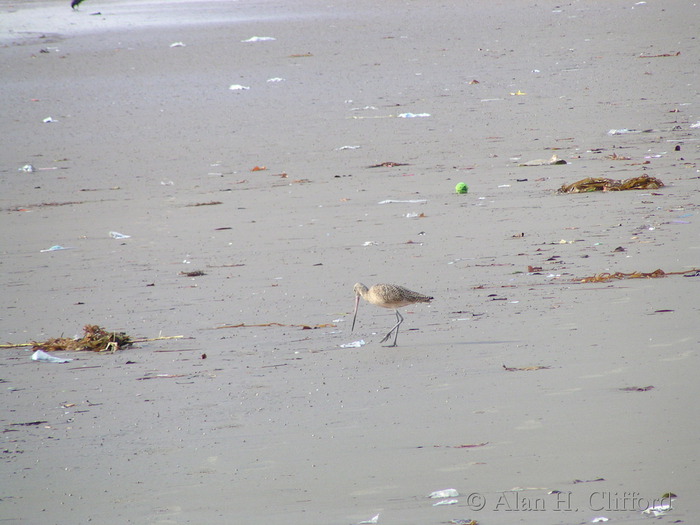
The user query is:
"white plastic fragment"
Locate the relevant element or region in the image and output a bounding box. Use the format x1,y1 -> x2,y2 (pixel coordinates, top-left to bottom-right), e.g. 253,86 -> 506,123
357,514 -> 379,524
19,164 -> 35,172
241,36 -> 276,42
229,84 -> 250,91
378,199 -> 427,204
32,350 -> 72,363
398,112 -> 431,118
266,77 -> 285,82
362,241 -> 377,246
109,231 -> 131,239
40,245 -> 70,252
428,489 -> 460,498
43,117 -> 57,123
169,41 -> 185,47
690,121 -> 700,128
642,504 -> 672,516
433,499 -> 458,506
336,145 -> 361,150
340,340 -> 365,348
591,518 -> 609,523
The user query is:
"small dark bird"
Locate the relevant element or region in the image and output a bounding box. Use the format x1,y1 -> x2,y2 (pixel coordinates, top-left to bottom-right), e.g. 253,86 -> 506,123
71,0 -> 86,9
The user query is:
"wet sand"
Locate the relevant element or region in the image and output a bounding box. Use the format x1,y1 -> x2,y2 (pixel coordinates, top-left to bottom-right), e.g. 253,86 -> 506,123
1,0 -> 699,523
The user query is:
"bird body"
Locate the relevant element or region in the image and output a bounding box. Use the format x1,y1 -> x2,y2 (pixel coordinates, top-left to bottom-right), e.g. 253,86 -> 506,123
71,0 -> 85,10
352,283 -> 433,346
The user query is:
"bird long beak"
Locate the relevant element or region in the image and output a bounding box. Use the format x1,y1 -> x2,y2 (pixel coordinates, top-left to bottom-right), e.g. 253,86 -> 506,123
351,293 -> 360,332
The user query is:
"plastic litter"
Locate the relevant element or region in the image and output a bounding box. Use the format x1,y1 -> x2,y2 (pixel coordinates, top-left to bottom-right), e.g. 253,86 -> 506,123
109,231 -> 131,239
433,499 -> 458,506
607,128 -> 652,135
690,121 -> 700,128
40,245 -> 70,252
266,77 -> 285,82
429,489 -> 460,498
340,340 -> 366,348
43,117 -> 57,123
336,145 -> 361,150
591,518 -> 609,523
397,112 -> 430,118
642,504 -> 672,516
358,514 -> 379,524
31,349 -> 72,363
241,36 -> 276,42
169,42 -> 185,47
519,154 -> 567,166
378,199 -> 427,204
229,84 -> 250,91
19,164 -> 35,172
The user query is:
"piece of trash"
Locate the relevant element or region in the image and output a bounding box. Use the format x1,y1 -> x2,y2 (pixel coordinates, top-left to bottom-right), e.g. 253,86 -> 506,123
241,36 -> 276,42
638,51 -> 680,58
449,520 -> 477,525
109,231 -> 131,239
251,165 -> 267,171
607,128 -> 652,135
180,270 -> 206,277
397,112 -> 430,118
509,90 -> 526,96
32,325 -> 133,353
169,41 -> 185,47
340,340 -> 366,348
266,77 -> 285,82
690,121 -> 700,129
31,349 -> 72,363
559,176 -> 664,193
358,514 -> 379,524
433,499 -> 458,506
455,182 -> 469,194
429,489 -> 459,498
519,154 -> 567,166
498,184 -> 511,188
362,241 -> 378,246
591,518 -> 609,523
367,161 -> 408,168
40,245 -> 70,252
503,364 -> 551,372
642,504 -> 672,516
619,385 -> 654,392
229,84 -> 250,91
378,199 -> 427,204
336,145 -> 361,150
43,117 -> 57,123
19,164 -> 35,172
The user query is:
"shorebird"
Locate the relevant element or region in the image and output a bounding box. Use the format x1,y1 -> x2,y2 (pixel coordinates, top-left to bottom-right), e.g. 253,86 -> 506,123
351,283 -> 433,346
71,0 -> 85,9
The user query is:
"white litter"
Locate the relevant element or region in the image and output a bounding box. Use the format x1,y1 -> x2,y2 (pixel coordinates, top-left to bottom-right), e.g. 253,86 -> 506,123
43,117 -> 57,123
241,36 -> 276,42
690,121 -> 700,128
32,349 -> 72,363
340,340 -> 365,348
266,77 -> 285,82
19,164 -> 35,172
591,518 -> 609,523
336,145 -> 361,150
358,514 -> 379,524
398,112 -> 430,118
642,504 -> 672,516
432,499 -> 458,506
40,245 -> 70,252
229,84 -> 250,91
378,199 -> 427,204
169,41 -> 185,47
109,231 -> 131,239
428,489 -> 460,498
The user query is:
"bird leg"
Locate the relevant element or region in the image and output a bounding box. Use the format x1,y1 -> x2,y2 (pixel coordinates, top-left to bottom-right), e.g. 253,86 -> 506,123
380,310 -> 403,347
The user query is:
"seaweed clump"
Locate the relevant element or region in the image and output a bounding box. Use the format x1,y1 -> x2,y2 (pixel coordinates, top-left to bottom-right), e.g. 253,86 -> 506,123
32,324 -> 133,352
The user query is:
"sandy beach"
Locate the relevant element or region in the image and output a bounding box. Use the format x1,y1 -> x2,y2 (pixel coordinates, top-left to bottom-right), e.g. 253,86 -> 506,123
2,0 -> 699,523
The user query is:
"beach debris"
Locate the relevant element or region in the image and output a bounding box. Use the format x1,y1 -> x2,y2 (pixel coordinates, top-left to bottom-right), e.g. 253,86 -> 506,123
433,499 -> 459,506
341,340 -> 366,348
109,231 -> 131,239
229,84 -> 250,90
358,514 -> 379,524
42,117 -> 57,123
591,518 -> 609,523
288,52 -> 313,58
32,325 -> 133,353
336,145 -> 361,150
638,51 -> 680,58
367,161 -> 409,168
691,121 -> 700,129
455,182 -> 469,194
642,504 -> 672,516
519,154 -> 567,167
579,268 -> 698,283
573,478 -> 605,484
449,520 -> 477,525
19,164 -> 35,172
31,349 -> 72,363
185,201 -> 222,207
241,36 -> 276,42
510,90 -> 526,95
40,245 -> 71,252
503,364 -> 551,372
169,41 -> 185,47
558,175 -> 664,193
378,199 -> 427,204
397,112 -> 430,118
619,385 -> 654,392
266,77 -> 285,82
180,270 -> 206,277
607,128 -> 654,135
605,152 -> 632,160
216,322 -> 336,330
251,165 -> 267,171
429,489 -> 460,498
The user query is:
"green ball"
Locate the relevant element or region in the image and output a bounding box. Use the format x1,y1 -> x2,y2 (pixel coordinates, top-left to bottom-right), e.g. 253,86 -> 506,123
455,182 -> 468,194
